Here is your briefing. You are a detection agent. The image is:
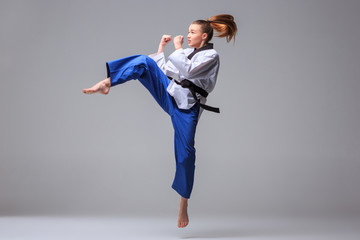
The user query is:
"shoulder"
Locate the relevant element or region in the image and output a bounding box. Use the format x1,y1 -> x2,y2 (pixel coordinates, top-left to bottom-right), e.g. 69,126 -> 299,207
193,49 -> 219,62
183,48 -> 194,55
183,47 -> 219,56
206,49 -> 219,57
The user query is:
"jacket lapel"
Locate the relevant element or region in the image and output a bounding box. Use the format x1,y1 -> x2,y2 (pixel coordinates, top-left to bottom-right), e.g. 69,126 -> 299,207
187,43 -> 214,60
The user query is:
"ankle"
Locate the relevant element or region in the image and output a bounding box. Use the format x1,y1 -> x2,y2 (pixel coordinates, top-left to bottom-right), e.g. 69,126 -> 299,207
103,78 -> 111,87
180,199 -> 188,206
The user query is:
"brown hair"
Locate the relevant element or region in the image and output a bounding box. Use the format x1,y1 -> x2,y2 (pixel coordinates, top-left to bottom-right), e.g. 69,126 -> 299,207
192,14 -> 238,44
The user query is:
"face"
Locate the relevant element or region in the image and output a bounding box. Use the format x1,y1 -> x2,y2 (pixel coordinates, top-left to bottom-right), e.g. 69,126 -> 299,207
187,24 -> 207,49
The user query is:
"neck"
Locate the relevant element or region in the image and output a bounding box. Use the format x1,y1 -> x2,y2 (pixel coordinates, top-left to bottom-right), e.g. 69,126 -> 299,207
195,41 -> 207,49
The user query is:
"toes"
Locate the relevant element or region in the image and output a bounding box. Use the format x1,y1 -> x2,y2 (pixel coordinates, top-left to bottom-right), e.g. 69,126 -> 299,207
180,220 -> 188,228
178,219 -> 184,228
83,88 -> 96,94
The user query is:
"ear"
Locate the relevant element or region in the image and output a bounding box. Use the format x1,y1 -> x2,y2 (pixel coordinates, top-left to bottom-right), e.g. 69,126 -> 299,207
202,32 -> 208,41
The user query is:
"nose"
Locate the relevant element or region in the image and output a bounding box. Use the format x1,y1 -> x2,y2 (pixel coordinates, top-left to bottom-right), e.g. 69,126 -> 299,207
187,33 -> 191,39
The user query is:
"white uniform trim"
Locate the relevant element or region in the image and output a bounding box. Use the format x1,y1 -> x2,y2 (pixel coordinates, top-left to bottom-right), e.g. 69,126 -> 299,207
148,47 -> 220,114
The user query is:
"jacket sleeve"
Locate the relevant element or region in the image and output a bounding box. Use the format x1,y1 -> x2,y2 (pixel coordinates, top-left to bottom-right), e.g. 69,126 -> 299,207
167,48 -> 218,79
148,52 -> 179,79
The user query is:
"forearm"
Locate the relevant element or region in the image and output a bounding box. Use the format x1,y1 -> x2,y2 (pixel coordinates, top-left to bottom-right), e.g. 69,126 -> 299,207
157,44 -> 165,55
158,44 -> 181,54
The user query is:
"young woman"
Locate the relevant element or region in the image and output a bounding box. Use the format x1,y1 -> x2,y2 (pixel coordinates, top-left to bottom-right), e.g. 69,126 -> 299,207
83,14 -> 237,228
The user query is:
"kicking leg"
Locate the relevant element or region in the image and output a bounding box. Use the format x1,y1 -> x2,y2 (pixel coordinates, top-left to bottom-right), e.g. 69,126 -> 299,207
83,55 -> 174,115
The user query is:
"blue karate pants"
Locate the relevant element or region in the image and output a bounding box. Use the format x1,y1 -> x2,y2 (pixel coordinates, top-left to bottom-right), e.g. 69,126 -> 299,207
106,55 -> 200,199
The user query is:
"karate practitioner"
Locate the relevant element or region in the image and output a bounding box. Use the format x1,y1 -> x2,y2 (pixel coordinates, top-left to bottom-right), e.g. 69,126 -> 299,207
83,14 -> 237,228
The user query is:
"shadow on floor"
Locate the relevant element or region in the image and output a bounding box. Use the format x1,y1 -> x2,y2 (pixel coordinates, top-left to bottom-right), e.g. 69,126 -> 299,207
178,224 -> 319,239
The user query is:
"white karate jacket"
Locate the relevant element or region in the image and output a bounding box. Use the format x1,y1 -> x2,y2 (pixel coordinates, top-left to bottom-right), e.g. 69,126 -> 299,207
148,46 -> 220,115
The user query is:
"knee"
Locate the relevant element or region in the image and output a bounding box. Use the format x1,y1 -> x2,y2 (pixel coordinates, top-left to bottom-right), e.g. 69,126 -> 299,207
135,55 -> 152,64
136,54 -> 148,61
176,149 -> 196,165
136,54 -> 158,70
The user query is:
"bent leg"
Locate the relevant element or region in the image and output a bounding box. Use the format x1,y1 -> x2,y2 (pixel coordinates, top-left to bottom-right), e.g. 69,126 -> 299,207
171,104 -> 200,199
106,55 -> 174,115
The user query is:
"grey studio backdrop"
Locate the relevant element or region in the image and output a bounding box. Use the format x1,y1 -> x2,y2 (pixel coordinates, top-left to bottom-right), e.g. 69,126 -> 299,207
0,0 -> 359,218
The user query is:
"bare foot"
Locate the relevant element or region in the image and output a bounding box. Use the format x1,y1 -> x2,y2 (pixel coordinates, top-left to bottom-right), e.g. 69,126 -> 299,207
178,197 -> 189,228
83,78 -> 111,95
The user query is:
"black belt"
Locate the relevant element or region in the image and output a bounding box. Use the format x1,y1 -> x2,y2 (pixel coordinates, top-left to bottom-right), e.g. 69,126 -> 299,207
168,77 -> 220,113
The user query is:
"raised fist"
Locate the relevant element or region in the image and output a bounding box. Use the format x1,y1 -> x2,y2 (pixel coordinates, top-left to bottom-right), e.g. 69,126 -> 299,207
160,35 -> 172,47
173,35 -> 184,49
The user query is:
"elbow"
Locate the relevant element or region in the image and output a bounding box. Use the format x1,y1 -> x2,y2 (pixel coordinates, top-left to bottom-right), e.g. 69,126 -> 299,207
181,66 -> 193,79
181,69 -> 199,79
182,72 -> 191,79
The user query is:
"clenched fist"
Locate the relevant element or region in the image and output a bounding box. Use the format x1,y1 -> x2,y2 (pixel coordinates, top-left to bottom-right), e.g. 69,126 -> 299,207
160,35 -> 172,47
157,35 -> 172,54
173,35 -> 184,50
